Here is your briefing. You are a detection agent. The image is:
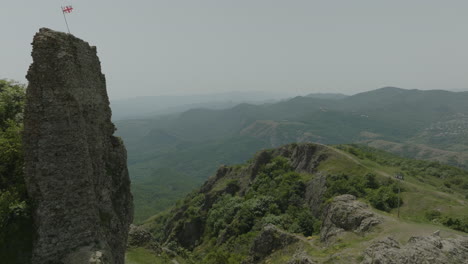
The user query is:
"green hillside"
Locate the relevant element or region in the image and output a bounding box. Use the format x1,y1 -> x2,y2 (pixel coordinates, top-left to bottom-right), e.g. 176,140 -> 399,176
126,143 -> 468,263
115,87 -> 468,222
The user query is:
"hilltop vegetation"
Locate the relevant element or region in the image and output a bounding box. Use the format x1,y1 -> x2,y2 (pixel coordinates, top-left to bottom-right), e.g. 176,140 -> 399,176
115,87 -> 468,221
0,79 -> 32,263
127,143 -> 468,263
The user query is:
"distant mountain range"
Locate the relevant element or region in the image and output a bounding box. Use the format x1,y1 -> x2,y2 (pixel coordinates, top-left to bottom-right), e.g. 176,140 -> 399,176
306,92 -> 348,100
110,91 -> 293,120
115,87 -> 468,221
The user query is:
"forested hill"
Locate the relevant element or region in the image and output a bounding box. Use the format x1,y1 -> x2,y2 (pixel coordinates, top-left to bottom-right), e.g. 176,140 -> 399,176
115,87 -> 468,222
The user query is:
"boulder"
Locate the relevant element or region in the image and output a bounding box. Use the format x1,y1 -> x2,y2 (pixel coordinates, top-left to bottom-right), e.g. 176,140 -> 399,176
128,225 -> 154,247
248,224 -> 299,263
320,195 -> 381,242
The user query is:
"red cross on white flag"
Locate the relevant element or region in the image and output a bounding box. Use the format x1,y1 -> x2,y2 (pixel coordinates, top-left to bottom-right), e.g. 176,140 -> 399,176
61,4 -> 74,34
62,6 -> 73,14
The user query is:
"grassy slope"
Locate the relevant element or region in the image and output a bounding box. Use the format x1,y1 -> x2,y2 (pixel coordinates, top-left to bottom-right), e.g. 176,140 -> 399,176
318,144 -> 468,223
363,139 -> 468,169
337,145 -> 467,218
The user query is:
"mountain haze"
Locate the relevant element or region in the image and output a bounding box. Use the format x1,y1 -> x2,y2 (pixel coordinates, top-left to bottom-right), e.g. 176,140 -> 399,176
111,91 -> 292,120
115,87 -> 468,221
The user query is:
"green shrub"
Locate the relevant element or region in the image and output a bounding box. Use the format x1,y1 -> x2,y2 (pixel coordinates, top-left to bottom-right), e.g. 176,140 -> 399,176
425,210 -> 442,221
364,173 -> 379,189
441,217 -> 468,233
206,195 -> 242,236
325,172 -> 400,212
325,174 -> 366,198
295,209 -> 316,236
368,186 -> 399,212
443,181 -> 452,188
206,156 -> 321,243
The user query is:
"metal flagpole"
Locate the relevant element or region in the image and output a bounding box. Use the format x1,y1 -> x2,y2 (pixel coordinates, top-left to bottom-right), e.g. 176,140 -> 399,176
397,183 -> 400,218
394,173 -> 403,218
61,6 -> 71,34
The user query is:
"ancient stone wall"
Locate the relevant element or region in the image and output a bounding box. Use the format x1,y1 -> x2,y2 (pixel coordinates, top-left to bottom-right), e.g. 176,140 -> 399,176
23,28 -> 133,264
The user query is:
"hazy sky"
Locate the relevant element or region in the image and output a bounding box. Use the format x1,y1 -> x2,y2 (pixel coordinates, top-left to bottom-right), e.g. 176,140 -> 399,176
2,0 -> 467,99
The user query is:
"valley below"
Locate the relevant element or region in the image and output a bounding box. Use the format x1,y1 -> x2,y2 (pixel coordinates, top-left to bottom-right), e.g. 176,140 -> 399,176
115,88 -> 468,222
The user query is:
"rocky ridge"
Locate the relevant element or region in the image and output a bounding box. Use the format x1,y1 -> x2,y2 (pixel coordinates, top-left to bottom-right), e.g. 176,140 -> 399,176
23,28 -> 133,264
362,234 -> 468,264
160,143 -> 332,249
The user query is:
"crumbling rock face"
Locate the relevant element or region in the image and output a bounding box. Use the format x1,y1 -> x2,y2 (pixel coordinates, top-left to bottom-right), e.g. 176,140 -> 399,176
246,224 -> 299,263
305,173 -> 327,218
127,225 -> 155,248
161,143 -> 331,250
127,225 -> 161,253
24,28 -> 133,264
287,252 -> 317,264
271,143 -> 329,173
361,235 -> 468,264
320,195 -> 381,242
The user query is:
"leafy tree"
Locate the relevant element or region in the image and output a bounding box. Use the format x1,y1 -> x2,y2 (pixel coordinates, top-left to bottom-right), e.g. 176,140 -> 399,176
368,186 -> 399,212
0,79 -> 31,263
0,80 -> 25,129
325,171 -> 400,213
364,173 -> 379,189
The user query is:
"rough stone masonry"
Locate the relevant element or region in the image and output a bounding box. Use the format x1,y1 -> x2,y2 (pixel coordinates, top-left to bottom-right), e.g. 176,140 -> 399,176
23,28 -> 133,264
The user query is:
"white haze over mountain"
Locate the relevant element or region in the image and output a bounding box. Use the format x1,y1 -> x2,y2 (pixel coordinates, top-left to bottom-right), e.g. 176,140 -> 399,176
2,0 -> 468,100
110,91 -> 294,120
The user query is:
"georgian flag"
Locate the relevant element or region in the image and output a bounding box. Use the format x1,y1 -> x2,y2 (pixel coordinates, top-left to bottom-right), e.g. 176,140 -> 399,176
62,5 -> 73,14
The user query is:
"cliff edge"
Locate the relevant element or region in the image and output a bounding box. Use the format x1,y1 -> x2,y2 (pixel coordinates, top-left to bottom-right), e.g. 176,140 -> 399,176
23,28 -> 133,264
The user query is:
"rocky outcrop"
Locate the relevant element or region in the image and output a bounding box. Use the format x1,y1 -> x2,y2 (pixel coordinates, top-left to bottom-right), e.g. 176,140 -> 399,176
320,195 -> 381,242
247,224 -> 299,263
287,252 -> 317,264
160,143 -> 332,250
23,28 -> 133,264
128,225 -> 155,248
127,225 -> 161,253
271,143 -> 329,173
305,173 -> 327,218
361,235 -> 468,264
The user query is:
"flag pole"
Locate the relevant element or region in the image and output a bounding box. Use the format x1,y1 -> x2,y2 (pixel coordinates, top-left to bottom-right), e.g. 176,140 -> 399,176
61,6 -> 71,34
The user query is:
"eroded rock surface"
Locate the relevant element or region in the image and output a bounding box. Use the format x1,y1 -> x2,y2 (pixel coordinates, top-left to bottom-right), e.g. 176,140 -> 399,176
247,224 -> 299,263
320,194 -> 381,242
287,252 -> 317,264
361,235 -> 468,264
24,28 -> 133,264
127,225 -> 161,254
